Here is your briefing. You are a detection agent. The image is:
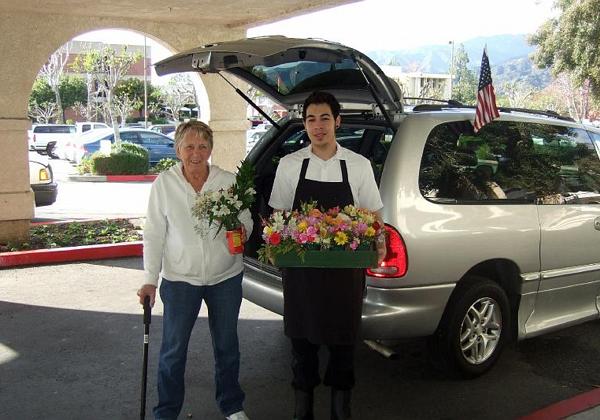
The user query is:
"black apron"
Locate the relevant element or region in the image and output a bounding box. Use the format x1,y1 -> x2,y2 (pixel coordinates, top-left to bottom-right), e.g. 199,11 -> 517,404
282,158 -> 365,345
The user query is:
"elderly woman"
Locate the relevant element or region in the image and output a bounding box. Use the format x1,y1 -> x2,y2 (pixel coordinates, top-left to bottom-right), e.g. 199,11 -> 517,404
137,120 -> 252,420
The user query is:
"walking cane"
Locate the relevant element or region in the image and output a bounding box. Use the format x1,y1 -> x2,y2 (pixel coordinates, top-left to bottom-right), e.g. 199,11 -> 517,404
140,295 -> 151,420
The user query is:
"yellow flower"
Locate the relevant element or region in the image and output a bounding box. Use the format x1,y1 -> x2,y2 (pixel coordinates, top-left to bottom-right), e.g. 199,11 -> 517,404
297,221 -> 308,232
263,226 -> 273,235
334,231 -> 349,245
365,226 -> 376,237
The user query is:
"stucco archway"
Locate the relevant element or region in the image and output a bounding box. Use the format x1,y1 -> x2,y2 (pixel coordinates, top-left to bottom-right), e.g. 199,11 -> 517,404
0,1 -> 355,242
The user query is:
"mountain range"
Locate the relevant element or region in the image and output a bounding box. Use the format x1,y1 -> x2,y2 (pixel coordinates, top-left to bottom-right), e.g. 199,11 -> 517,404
366,34 -> 552,90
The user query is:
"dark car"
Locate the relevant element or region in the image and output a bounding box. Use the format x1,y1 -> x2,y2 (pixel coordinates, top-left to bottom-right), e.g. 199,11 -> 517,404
29,151 -> 57,206
74,128 -> 178,165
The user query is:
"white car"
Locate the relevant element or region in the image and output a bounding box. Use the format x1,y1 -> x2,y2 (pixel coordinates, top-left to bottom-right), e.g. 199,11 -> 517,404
29,124 -> 76,159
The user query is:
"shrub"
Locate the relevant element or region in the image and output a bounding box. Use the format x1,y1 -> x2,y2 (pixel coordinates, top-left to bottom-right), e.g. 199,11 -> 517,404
91,142 -> 150,175
152,158 -> 178,173
77,154 -> 96,174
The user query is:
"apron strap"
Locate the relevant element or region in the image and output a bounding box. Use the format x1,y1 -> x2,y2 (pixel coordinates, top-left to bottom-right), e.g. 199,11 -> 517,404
340,160 -> 349,184
299,158 -> 310,181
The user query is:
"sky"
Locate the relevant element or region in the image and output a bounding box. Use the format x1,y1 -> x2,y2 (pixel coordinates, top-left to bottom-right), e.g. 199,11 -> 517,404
73,0 -> 557,84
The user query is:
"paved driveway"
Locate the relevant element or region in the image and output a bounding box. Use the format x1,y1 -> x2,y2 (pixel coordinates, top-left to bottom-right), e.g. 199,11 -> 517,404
2,258 -> 600,419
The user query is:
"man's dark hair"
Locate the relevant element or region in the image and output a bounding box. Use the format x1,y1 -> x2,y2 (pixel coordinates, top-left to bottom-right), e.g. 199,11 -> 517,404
302,91 -> 341,120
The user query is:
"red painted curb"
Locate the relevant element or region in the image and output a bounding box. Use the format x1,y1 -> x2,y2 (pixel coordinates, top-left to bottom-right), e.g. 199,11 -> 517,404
0,241 -> 143,268
519,387 -> 600,420
105,175 -> 157,182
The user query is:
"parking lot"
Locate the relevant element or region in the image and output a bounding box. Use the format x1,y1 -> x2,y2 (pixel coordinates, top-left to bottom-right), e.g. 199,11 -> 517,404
2,257 -> 600,419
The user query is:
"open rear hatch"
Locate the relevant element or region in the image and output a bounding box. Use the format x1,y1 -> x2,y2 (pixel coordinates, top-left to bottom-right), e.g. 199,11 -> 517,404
155,36 -> 403,125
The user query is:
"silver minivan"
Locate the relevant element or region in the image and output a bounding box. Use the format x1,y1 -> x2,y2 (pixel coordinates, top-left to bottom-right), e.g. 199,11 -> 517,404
156,36 -> 600,377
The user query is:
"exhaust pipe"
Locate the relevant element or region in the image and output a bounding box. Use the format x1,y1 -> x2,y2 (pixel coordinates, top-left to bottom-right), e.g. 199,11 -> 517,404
363,340 -> 397,359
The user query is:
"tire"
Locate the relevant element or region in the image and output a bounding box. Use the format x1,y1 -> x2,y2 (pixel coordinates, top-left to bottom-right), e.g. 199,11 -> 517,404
432,275 -> 510,378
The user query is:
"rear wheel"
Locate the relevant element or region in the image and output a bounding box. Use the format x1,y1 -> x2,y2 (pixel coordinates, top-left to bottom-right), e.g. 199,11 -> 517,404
432,275 -> 510,378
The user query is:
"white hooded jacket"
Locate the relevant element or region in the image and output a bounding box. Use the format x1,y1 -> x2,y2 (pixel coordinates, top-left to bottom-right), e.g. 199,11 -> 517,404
142,162 -> 253,287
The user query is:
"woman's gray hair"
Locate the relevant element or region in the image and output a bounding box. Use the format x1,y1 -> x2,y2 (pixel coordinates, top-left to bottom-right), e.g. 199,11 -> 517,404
174,120 -> 214,150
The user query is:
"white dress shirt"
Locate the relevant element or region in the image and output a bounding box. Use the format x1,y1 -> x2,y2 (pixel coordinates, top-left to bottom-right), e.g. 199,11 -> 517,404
269,144 -> 383,211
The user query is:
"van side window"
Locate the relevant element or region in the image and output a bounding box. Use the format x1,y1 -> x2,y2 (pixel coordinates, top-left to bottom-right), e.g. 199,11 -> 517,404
420,121 -> 600,204
528,125 -> 600,204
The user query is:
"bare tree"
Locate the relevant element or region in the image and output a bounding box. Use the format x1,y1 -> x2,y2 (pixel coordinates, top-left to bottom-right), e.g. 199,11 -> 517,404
113,94 -> 142,127
555,73 -> 591,121
72,46 -> 141,143
28,102 -> 58,123
157,74 -> 197,121
38,44 -> 70,123
502,80 -> 535,108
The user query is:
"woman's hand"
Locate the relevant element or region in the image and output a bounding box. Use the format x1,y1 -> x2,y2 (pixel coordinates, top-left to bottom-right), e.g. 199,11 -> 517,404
137,284 -> 157,307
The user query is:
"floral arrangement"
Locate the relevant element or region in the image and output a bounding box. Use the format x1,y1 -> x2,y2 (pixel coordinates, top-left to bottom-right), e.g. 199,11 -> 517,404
258,201 -> 384,264
191,160 -> 255,236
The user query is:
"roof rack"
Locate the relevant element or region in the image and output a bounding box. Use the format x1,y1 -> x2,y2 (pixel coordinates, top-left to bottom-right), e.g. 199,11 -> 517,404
497,107 -> 575,122
409,100 -> 575,122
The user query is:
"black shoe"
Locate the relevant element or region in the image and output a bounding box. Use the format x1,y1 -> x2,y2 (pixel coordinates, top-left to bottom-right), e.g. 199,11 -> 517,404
330,388 -> 351,420
293,389 -> 314,420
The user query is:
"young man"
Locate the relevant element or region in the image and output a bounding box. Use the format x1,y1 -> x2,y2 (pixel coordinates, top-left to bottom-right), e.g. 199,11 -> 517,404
269,91 -> 385,420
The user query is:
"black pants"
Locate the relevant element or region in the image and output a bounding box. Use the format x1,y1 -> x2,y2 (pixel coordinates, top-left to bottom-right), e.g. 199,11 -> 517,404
291,338 -> 355,391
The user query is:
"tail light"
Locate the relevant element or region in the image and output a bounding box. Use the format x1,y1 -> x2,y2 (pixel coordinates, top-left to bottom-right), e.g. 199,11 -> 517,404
367,224 -> 408,278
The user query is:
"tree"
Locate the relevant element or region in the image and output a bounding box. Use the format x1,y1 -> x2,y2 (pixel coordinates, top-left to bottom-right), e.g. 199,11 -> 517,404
28,102 -> 58,123
156,74 -> 197,122
38,44 -> 70,123
114,78 -> 160,117
72,46 -> 142,143
29,78 -> 55,108
531,0 -> 600,100
451,44 -> 478,104
59,75 -> 88,109
501,80 -> 536,108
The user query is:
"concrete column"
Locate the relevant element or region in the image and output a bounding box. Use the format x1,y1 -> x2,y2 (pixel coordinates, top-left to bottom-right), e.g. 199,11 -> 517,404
0,118 -> 34,242
200,74 -> 249,172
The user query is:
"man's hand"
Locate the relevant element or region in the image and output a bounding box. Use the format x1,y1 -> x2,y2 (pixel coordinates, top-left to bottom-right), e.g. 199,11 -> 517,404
137,284 -> 157,307
375,211 -> 387,264
376,234 -> 387,264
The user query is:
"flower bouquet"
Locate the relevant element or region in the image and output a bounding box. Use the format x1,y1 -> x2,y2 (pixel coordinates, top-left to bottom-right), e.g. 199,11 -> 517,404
258,201 -> 384,268
191,161 -> 255,254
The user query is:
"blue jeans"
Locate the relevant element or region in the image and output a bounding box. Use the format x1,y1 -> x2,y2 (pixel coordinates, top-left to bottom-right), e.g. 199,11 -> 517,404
154,273 -> 245,419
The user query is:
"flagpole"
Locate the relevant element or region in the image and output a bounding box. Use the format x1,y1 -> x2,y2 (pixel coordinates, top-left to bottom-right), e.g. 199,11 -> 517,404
448,40 -> 455,100
143,36 -> 148,128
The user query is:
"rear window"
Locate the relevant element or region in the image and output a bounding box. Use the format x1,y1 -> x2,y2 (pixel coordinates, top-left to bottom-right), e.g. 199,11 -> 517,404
34,125 -> 75,134
237,57 -> 363,96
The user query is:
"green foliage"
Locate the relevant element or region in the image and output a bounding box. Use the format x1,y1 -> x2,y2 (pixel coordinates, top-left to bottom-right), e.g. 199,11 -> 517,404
531,0 -> 600,99
91,142 -> 150,175
451,44 -> 478,104
59,75 -> 87,108
0,219 -> 142,252
29,78 -> 55,107
115,78 -> 160,112
77,155 -> 95,175
152,158 -> 178,173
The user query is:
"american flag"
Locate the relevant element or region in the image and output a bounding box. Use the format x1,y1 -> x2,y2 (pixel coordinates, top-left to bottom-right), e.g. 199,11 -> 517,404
473,48 -> 500,133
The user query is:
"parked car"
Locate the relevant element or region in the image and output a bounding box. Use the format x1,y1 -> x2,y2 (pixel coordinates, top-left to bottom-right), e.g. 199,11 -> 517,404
29,151 -> 57,207
29,124 -> 76,159
60,122 -> 110,161
149,124 -> 177,135
72,128 -> 177,165
156,36 -> 600,378
245,130 -> 265,154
